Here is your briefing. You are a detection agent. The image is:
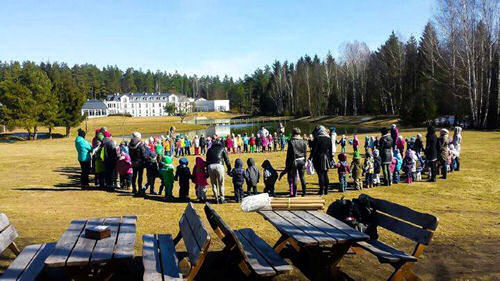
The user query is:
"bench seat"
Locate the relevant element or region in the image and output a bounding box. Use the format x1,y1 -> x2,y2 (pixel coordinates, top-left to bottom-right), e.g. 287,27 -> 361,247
143,234 -> 182,281
0,243 -> 56,281
355,240 -> 417,264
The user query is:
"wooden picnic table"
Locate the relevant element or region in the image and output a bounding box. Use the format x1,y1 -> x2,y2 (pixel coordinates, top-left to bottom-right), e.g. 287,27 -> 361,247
44,215 -> 137,280
258,210 -> 369,280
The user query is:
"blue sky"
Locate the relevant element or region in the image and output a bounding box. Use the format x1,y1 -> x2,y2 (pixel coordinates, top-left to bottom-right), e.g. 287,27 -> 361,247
0,0 -> 434,78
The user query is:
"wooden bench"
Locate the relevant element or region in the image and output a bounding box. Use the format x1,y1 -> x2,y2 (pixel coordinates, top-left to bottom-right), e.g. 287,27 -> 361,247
0,213 -> 56,281
142,203 -> 210,281
204,203 -> 292,279
351,194 -> 439,281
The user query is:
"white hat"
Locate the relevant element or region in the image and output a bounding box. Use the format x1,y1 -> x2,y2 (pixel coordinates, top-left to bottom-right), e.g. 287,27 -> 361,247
132,132 -> 141,139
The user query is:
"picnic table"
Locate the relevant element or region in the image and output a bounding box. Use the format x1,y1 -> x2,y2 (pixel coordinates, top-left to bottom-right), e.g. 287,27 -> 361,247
44,215 -> 137,280
259,210 -> 369,280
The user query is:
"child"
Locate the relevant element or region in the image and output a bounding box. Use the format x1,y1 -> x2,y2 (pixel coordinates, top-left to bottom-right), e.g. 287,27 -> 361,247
244,158 -> 260,195
243,134 -> 249,153
237,134 -> 243,153
363,150 -> 374,188
192,157 -> 209,202
116,151 -> 133,189
144,150 -> 158,195
280,134 -> 286,151
256,133 -> 262,153
338,135 -> 347,153
119,140 -> 129,155
352,135 -> 359,152
396,136 -> 406,154
364,136 -> 370,154
175,158 -> 191,201
159,155 -> 175,199
334,153 -> 350,192
351,151 -> 363,190
273,132 -> 279,152
229,159 -> 245,202
415,154 -> 424,181
403,149 -> 416,183
373,149 -> 382,186
448,144 -> 460,172
262,160 -> 278,197
93,133 -> 106,189
184,138 -> 191,156
250,134 -> 256,153
392,149 -> 403,184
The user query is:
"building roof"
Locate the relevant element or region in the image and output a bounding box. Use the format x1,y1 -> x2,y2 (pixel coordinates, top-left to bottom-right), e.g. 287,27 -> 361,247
105,92 -> 193,103
82,99 -> 108,110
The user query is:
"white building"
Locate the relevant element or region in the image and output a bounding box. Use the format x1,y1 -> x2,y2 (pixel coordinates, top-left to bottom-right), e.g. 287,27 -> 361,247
194,98 -> 230,112
104,93 -> 195,117
81,99 -> 109,118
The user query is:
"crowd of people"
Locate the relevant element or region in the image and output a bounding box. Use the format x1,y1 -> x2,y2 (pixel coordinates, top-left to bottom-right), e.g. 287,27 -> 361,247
74,123 -> 463,203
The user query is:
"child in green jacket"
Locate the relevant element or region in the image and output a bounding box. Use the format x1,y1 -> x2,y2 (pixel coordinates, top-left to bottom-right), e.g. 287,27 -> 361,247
159,155 -> 175,199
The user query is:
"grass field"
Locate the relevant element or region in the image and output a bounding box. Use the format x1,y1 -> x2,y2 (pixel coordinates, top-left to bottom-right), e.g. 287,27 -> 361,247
0,127 -> 498,280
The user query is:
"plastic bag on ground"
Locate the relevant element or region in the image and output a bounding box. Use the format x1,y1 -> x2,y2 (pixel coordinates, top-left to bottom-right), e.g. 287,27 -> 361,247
241,193 -> 272,212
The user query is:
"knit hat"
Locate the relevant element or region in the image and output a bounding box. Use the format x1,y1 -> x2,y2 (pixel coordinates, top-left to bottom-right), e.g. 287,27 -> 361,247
163,156 -> 173,165
132,131 -> 141,139
353,151 -> 361,159
179,158 -> 188,165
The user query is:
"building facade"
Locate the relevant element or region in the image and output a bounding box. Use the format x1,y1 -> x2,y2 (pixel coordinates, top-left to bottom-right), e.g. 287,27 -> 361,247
81,99 -> 109,118
193,98 -> 230,112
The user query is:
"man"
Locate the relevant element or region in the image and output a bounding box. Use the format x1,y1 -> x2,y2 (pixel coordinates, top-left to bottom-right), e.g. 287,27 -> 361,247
102,130 -> 118,191
75,129 -> 92,188
280,128 -> 308,197
425,126 -> 438,182
129,131 -> 147,194
199,134 -> 207,155
206,138 -> 232,203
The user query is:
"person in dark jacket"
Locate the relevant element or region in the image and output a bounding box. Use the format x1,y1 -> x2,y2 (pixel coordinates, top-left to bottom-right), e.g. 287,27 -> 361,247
373,149 -> 382,186
244,158 -> 260,195
425,126 -> 438,182
310,125 -> 333,195
280,128 -> 308,197
379,128 -> 394,186
438,129 -> 450,179
199,134 -> 207,155
129,132 -> 147,194
102,131 -> 118,191
229,159 -> 245,202
175,158 -> 191,201
206,138 -> 232,203
144,149 -> 158,195
414,134 -> 424,155
262,160 -> 278,197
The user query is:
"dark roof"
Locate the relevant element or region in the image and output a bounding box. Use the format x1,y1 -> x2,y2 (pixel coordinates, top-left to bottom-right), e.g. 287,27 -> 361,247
82,99 -> 108,110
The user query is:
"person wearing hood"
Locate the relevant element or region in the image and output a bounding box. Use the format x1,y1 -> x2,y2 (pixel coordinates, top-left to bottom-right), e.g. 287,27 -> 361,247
390,124 -> 399,149
175,158 -> 191,201
262,160 -> 278,197
364,136 -> 371,155
116,150 -> 133,190
244,158 -> 261,195
159,155 -> 175,199
75,129 -> 92,188
350,151 -> 363,190
199,134 -> 207,155
129,132 -> 147,194
229,159 -> 245,202
363,149 -> 375,188
102,131 -> 118,191
310,125 -> 333,195
333,153 -> 350,192
379,127 -> 394,186
330,127 -> 338,158
193,135 -> 200,155
396,135 -> 406,153
438,129 -> 450,179
425,126 -> 439,182
415,134 -> 424,155
352,134 -> 359,152
448,143 -> 460,172
373,149 -> 382,186
403,149 -> 417,183
206,138 -> 232,204
452,127 -> 462,171
192,157 -> 209,202
392,149 -> 403,184
280,128 -> 308,197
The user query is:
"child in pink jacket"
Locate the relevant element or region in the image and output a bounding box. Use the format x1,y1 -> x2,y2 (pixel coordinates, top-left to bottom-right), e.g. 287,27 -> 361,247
116,152 -> 133,189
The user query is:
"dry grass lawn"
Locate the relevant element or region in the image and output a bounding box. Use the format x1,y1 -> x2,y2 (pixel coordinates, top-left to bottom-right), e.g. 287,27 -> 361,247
0,128 -> 498,280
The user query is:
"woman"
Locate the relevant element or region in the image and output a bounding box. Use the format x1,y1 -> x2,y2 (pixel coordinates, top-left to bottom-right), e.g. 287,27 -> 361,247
280,128 -> 308,197
379,127 -> 394,186
425,126 -> 438,182
310,126 -> 332,195
75,128 -> 92,188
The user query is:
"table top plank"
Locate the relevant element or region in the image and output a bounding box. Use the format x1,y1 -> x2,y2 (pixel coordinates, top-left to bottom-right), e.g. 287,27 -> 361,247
66,218 -> 104,267
275,211 -> 334,245
259,211 -> 317,246
113,215 -> 137,260
90,217 -> 121,265
307,211 -> 369,241
45,219 -> 87,267
291,211 -> 351,244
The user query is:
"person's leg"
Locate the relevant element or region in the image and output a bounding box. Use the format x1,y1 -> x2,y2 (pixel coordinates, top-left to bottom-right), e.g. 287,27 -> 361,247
442,159 -> 447,179
208,165 -> 219,201
430,161 -> 437,181
456,157 -> 460,171
79,161 -> 90,187
288,169 -> 297,197
297,164 -> 307,196
216,164 -> 225,202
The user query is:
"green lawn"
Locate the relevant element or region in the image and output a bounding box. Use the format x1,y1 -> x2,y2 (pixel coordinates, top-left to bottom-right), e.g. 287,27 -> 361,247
0,128 -> 498,280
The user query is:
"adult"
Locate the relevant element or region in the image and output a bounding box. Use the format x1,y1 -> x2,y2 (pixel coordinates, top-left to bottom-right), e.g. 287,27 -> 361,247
102,131 -> 118,190
438,129 -> 450,179
379,127 -> 394,186
199,134 -> 207,155
329,126 -> 337,159
206,138 -> 232,204
281,128 -> 308,197
452,127 -> 462,171
390,124 -> 399,149
75,129 -> 92,188
414,134 -> 424,155
425,126 -> 438,182
129,132 -> 147,194
310,126 -> 333,195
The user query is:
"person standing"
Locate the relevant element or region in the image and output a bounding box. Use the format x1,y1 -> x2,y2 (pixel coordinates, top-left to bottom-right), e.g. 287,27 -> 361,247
280,128 -> 308,197
438,129 -> 450,179
129,132 -> 147,194
330,127 -> 337,159
390,124 -> 399,149
199,134 -> 207,155
452,127 -> 462,171
75,129 -> 92,188
425,126 -> 439,182
102,131 -> 118,191
310,126 -> 332,195
379,128 -> 394,186
206,138 -> 232,204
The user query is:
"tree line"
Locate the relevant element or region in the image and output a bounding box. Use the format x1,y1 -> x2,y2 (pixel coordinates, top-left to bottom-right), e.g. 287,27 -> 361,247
0,0 -> 498,135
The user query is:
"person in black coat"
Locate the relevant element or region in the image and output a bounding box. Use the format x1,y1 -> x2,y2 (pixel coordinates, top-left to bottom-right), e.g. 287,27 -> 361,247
425,126 -> 438,182
229,158 -> 245,202
310,125 -> 333,195
280,128 -> 308,197
129,132 -> 147,194
379,128 -> 394,186
175,158 -> 191,201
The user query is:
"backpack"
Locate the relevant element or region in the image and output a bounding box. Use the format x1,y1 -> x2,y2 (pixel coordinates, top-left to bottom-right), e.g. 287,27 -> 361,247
326,196 -> 378,240
403,156 -> 414,172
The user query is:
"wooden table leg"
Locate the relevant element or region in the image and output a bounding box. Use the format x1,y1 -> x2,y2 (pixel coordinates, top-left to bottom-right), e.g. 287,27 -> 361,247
302,243 -> 352,281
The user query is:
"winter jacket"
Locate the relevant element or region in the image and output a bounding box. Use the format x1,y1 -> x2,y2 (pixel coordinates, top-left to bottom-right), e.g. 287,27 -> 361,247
175,164 -> 191,186
75,136 -> 92,162
351,158 -> 362,179
425,128 -> 438,161
244,158 -> 260,187
373,150 -> 382,174
452,127 -> 462,153
396,137 -> 405,152
129,138 -> 147,168
391,127 -> 399,144
103,137 -> 118,165
379,134 -> 393,164
335,161 -> 350,174
310,135 -> 333,172
393,150 -> 403,171
159,157 -> 175,183
206,142 -> 231,170
230,159 -> 245,186
285,136 -> 308,172
192,157 -> 209,186
330,132 -> 337,154
438,134 -> 450,162
199,136 -> 206,147
262,160 -> 278,186
363,156 -> 374,174
116,154 -> 133,175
